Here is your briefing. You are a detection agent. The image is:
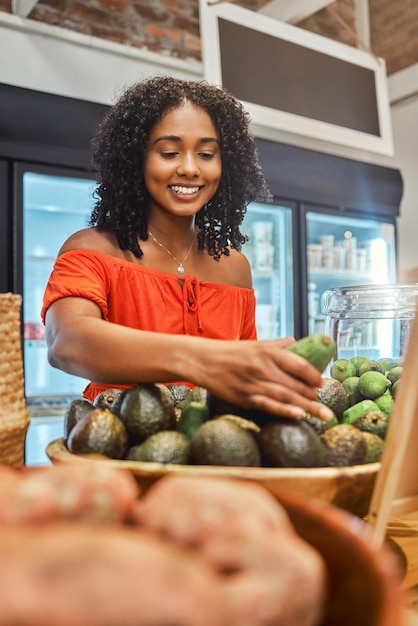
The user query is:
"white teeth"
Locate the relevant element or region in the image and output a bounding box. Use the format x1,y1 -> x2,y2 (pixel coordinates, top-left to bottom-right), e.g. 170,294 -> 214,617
171,186 -> 200,195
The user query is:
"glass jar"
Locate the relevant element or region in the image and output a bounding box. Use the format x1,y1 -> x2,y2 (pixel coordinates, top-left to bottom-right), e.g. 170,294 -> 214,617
321,284 -> 418,369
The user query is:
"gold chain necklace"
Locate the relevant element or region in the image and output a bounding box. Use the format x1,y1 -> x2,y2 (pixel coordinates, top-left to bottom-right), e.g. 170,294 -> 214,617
148,229 -> 196,274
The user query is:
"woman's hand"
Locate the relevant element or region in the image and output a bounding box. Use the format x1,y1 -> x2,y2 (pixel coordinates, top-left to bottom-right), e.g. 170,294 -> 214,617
194,337 -> 334,421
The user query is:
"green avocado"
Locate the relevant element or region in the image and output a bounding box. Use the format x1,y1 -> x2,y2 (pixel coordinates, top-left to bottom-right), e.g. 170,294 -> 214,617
285,333 -> 336,373
330,359 -> 357,383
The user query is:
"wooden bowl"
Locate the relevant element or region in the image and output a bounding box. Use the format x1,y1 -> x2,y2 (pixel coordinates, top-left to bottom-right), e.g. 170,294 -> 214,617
46,437 -> 380,518
272,489 -> 404,626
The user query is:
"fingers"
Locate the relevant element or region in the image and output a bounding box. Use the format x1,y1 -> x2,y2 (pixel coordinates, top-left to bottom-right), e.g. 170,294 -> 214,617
250,393 -> 334,421
272,348 -> 323,389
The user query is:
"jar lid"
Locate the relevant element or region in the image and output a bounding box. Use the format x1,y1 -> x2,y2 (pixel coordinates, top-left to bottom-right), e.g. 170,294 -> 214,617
322,283 -> 418,317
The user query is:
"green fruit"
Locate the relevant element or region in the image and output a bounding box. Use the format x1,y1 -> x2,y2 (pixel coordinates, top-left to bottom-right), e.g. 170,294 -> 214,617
317,378 -> 348,420
190,417 -> 261,467
392,380 -> 400,397
285,333 -> 336,373
220,414 -> 261,434
387,366 -> 403,385
127,431 -> 190,464
67,408 -> 128,459
93,388 -> 124,411
378,358 -> 396,372
320,424 -> 367,466
330,359 -> 357,382
361,432 -> 385,463
120,383 -> 176,442
301,412 -> 339,435
358,360 -> 385,376
374,390 -> 394,416
342,399 -> 380,425
342,376 -> 363,407
176,401 -> 211,440
358,371 -> 391,399
257,419 -> 325,468
353,409 -> 390,440
63,398 -> 94,439
350,356 -> 368,376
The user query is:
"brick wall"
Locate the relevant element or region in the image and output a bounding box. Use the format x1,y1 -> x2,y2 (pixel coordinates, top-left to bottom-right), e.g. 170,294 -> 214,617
0,0 -> 417,74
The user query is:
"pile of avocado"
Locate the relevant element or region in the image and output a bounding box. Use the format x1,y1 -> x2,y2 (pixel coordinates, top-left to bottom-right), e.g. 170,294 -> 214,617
62,335 -> 402,469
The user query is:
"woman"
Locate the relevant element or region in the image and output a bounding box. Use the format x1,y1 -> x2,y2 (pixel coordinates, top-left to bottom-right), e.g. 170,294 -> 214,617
42,76 -> 332,421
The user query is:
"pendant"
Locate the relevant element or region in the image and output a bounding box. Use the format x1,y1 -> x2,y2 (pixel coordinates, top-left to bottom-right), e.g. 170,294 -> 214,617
177,264 -> 185,274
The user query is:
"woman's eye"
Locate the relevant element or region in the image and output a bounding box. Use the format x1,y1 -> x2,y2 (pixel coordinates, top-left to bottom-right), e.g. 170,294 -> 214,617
161,151 -> 178,159
199,153 -> 214,160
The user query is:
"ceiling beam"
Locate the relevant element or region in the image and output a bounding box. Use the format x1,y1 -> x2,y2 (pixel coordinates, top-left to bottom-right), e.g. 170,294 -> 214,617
11,0 -> 39,18
258,0 -> 334,23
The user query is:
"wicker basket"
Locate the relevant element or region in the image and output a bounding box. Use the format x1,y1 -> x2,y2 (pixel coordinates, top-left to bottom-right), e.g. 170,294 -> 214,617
0,293 -> 30,466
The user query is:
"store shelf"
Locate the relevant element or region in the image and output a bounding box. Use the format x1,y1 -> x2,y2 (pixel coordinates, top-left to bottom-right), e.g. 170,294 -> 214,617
308,267 -> 371,281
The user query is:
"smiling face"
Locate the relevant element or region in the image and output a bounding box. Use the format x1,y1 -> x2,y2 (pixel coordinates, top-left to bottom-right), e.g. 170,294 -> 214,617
143,100 -> 222,220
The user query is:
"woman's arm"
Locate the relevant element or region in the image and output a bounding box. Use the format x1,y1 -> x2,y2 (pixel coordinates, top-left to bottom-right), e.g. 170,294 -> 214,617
45,297 -> 332,421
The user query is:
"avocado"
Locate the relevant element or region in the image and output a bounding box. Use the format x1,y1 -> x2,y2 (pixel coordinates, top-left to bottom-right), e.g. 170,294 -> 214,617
378,357 -> 397,372
220,414 -> 261,434
206,391 -> 271,426
109,388 -> 127,417
352,409 -> 390,440
257,419 -> 325,468
374,390 -> 394,416
301,412 -> 339,435
66,408 -> 128,459
330,359 -> 357,382
189,417 -> 261,467
119,383 -> 176,442
127,430 -> 190,464
317,378 -> 348,419
387,366 -> 403,385
342,376 -> 363,407
342,399 -> 380,425
349,356 -> 368,376
358,360 -> 385,376
358,371 -> 391,399
93,388 -> 124,411
285,333 -> 336,373
361,432 -> 385,463
391,379 -> 400,397
320,424 -> 367,466
176,401 -> 211,440
166,383 -> 193,413
182,386 -> 208,408
63,398 -> 94,439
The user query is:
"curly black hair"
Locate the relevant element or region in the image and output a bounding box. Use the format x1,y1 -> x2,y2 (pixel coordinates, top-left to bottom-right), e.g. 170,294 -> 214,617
90,75 -> 272,259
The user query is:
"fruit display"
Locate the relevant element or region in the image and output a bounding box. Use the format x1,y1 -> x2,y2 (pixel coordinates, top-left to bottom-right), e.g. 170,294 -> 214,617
61,335 -> 402,469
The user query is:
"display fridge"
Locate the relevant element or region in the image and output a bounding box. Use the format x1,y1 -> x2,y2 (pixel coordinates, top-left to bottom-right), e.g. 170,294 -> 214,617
243,200 -> 296,340
13,164 -> 96,464
300,203 -> 397,338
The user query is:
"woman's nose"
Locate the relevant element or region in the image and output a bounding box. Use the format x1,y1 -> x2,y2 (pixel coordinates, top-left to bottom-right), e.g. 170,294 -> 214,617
177,155 -> 200,177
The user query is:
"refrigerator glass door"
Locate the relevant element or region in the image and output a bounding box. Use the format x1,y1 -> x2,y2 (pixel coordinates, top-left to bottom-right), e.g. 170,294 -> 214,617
244,201 -> 294,339
305,210 -> 396,335
23,171 -> 95,402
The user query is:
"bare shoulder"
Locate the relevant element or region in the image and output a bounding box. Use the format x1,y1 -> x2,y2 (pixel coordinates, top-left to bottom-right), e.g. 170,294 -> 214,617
58,227 -> 120,257
211,248 -> 253,288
